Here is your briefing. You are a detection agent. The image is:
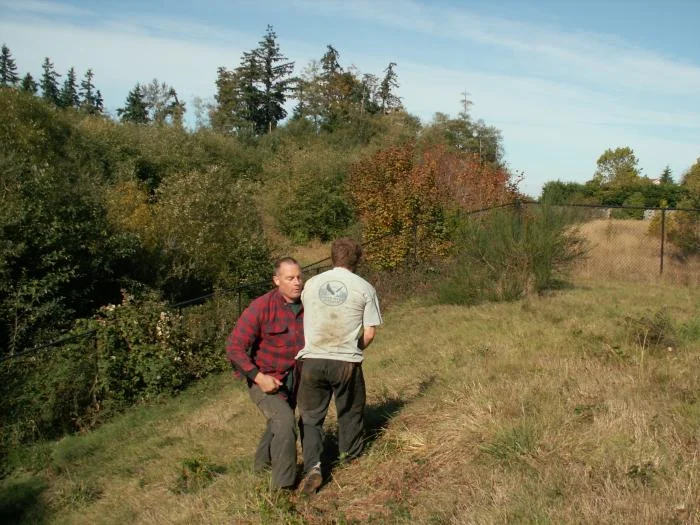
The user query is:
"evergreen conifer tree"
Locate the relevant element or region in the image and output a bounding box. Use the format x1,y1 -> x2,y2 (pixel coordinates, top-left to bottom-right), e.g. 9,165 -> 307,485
0,44 -> 20,86
20,73 -> 38,94
319,45 -> 344,128
211,55 -> 262,135
95,89 -> 104,113
254,25 -> 294,133
660,165 -> 674,185
40,57 -> 61,105
379,62 -> 401,113
117,83 -> 149,123
79,68 -> 102,114
212,26 -> 293,135
59,67 -> 79,108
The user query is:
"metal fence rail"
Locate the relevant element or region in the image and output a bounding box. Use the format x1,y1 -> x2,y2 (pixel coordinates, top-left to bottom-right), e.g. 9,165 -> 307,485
3,201 -> 699,362
521,202 -> 699,282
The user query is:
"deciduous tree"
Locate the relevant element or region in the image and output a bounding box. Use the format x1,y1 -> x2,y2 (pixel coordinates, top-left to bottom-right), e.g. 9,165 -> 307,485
143,79 -> 186,126
592,147 -> 640,186
348,143 -> 446,268
680,158 -> 700,195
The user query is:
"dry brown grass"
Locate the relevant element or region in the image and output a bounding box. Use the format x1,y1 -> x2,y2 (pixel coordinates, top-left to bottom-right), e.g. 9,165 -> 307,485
574,218 -> 700,286
4,212 -> 700,525
296,282 -> 700,524
7,278 -> 697,524
291,240 -> 332,268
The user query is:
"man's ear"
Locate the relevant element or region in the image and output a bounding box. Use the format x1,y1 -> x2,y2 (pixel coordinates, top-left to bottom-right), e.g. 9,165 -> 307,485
272,275 -> 280,287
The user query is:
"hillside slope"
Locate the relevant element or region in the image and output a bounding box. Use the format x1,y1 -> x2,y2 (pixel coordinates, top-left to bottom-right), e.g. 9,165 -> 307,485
2,280 -> 699,524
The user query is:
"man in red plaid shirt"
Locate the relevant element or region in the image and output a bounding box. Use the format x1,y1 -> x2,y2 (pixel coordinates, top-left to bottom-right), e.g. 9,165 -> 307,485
226,257 -> 304,490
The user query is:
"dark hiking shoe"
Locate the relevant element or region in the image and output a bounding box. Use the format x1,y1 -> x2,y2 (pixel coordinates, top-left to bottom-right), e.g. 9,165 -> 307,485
298,466 -> 322,496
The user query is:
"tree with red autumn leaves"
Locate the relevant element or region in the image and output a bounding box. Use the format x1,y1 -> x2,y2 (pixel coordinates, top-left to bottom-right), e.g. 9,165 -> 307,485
348,143 -> 520,268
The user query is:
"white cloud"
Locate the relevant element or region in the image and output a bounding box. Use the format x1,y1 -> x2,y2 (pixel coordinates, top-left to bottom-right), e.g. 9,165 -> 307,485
1,0 -> 698,196
292,0 -> 700,97
0,0 -> 93,17
0,15 -> 254,115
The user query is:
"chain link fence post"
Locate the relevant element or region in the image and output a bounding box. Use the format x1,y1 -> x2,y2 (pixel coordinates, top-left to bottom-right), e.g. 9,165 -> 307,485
659,209 -> 666,276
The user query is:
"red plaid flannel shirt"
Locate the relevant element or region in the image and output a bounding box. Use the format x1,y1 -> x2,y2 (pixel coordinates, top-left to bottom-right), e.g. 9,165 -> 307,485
225,288 -> 304,383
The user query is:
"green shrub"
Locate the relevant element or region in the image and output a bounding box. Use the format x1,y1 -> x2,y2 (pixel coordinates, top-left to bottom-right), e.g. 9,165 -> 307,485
437,205 -> 587,305
647,203 -> 700,257
611,192 -> 646,219
267,141 -> 355,243
154,167 -> 272,290
0,287 -> 243,449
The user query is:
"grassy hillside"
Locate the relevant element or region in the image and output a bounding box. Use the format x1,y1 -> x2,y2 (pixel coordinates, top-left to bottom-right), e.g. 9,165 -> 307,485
2,276 -> 698,524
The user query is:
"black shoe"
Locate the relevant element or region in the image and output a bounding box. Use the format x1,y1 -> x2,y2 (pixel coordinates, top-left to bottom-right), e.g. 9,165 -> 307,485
298,466 -> 322,496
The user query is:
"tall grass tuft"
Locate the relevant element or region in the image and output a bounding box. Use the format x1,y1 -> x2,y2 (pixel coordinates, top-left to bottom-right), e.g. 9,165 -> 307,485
437,204 -> 587,305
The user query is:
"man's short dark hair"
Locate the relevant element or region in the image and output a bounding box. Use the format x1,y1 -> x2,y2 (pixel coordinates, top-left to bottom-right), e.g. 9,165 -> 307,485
331,238 -> 362,270
274,257 -> 300,275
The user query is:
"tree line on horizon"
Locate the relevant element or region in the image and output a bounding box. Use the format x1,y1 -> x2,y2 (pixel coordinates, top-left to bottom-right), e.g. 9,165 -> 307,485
541,145 -> 700,212
0,25 -> 405,136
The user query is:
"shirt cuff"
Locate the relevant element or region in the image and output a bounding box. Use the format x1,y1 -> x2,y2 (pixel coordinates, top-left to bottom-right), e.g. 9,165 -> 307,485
245,367 -> 260,381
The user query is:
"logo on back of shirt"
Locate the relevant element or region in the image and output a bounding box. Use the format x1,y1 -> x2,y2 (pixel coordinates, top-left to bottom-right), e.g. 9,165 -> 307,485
319,280 -> 348,306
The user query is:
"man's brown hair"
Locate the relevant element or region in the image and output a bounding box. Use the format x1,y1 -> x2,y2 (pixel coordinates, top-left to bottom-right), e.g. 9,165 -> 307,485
331,237 -> 362,271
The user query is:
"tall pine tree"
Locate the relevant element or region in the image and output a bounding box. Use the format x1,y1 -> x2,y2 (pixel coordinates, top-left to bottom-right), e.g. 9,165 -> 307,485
20,73 -> 38,94
211,26 -> 293,135
59,67 -> 79,108
94,90 -> 104,113
79,68 -> 102,114
212,53 -> 263,135
0,44 -> 20,86
117,83 -> 149,123
378,62 -> 401,113
254,25 -> 294,133
40,57 -> 61,105
660,165 -> 674,185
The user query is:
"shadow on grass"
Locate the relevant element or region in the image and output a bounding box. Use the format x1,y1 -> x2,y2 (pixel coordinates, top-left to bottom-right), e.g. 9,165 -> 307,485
0,475 -> 50,524
318,375 -> 436,482
317,396 -> 407,477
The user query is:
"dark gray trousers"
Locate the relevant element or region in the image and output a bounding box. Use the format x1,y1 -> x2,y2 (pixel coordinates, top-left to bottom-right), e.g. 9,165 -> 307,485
248,384 -> 297,489
298,358 -> 366,472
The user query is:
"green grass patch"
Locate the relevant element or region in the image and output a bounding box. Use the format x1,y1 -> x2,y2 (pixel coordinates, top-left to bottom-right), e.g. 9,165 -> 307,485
173,456 -> 227,494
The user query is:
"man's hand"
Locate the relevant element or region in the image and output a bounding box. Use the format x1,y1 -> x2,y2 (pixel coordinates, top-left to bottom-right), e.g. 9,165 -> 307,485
254,372 -> 283,393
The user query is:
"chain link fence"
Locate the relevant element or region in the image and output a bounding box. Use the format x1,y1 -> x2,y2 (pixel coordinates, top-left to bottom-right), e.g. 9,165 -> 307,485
521,203 -> 700,286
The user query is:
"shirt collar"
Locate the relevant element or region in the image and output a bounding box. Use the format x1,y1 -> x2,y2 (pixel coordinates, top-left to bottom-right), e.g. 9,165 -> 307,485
272,287 -> 301,308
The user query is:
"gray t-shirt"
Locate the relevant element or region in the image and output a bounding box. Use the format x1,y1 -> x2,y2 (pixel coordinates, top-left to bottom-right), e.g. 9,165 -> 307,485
296,267 -> 382,362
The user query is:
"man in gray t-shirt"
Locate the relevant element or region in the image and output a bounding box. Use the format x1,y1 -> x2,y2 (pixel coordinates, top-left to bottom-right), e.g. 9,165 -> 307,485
296,237 -> 382,496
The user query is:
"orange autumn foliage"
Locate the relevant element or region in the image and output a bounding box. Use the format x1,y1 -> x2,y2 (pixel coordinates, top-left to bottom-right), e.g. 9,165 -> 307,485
349,143 -> 519,269
433,147 -> 519,212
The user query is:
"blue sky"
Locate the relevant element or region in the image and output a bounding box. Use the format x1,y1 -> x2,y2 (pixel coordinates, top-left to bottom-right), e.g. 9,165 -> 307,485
2,0 -> 699,197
